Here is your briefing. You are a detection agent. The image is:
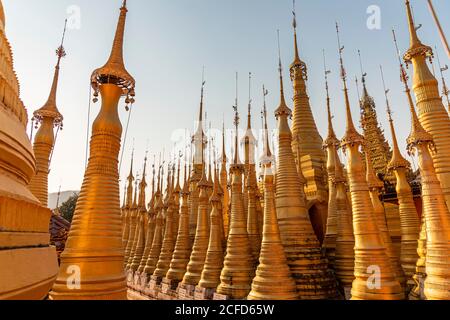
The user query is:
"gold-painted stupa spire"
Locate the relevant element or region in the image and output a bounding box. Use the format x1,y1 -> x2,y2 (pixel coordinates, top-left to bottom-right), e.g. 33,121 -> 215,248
164,154 -> 192,290
216,76 -> 254,299
274,30 -> 337,300
403,0 -> 450,209
181,157 -> 210,287
220,121 -> 230,238
138,160 -> 157,276
172,153 -> 183,243
143,165 -> 165,277
122,152 -> 135,251
29,20 -> 67,207
243,72 -> 261,262
336,22 -> 404,300
125,174 -> 139,268
248,87 -> 298,301
289,1 -> 328,238
0,0 -> 58,299
153,161 -> 178,277
51,1 -> 134,300
365,150 -> 407,290
396,30 -> 450,300
322,51 -> 338,269
357,50 -> 393,181
333,133 -> 355,298
381,62 -> 420,292
189,74 -> 207,244
197,159 -> 225,295
435,48 -> 450,113
129,156 -> 148,273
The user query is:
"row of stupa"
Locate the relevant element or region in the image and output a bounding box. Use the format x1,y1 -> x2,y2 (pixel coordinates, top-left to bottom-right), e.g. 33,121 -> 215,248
1,0 -> 450,300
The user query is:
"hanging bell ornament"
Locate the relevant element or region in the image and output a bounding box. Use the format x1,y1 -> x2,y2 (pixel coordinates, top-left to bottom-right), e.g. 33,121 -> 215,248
93,90 -> 99,103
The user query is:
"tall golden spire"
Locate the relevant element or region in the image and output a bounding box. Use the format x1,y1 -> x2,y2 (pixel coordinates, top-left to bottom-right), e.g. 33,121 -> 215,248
435,48 -> 450,112
29,20 -> 67,207
197,159 -> 225,297
0,0 -> 58,299
403,0 -> 450,209
366,151 -> 407,290
164,152 -> 192,292
137,161 -> 157,278
51,1 -> 134,299
357,50 -> 393,181
129,156 -> 148,275
427,0 -> 450,58
189,74 -> 207,245
274,30 -> 337,299
91,0 -> 135,106
395,29 -> 450,300
332,121 -> 355,298
322,50 -> 338,269
125,174 -> 139,269
151,163 -> 177,295
248,87 -> 298,301
382,61 -> 421,292
243,72 -> 260,261
289,2 -> 327,234
126,150 -> 135,207
336,22 -> 404,300
143,165 -> 165,277
220,120 -> 230,238
180,163 -> 210,290
216,77 -> 254,300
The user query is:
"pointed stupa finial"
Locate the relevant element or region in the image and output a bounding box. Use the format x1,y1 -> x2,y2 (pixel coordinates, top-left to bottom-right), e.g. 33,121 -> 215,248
392,29 -> 434,153
132,171 -> 139,208
221,119 -> 227,164
138,153 -> 148,207
404,0 -> 433,63
261,85 -> 272,160
242,72 -> 256,148
247,72 -> 252,130
91,0 -> 135,104
175,150 -> 182,193
151,155 -> 156,197
157,153 -> 162,194
405,0 -> 422,49
323,50 -> 337,146
292,0 -> 301,65
142,151 -> 148,184
33,19 -> 67,125
208,132 -> 214,184
275,30 -> 291,118
380,65 -> 410,170
199,67 -> 206,122
358,49 -> 369,97
192,68 -> 207,166
435,46 -> 450,112
233,72 -> 241,165
336,22 -> 363,147
127,148 -> 135,182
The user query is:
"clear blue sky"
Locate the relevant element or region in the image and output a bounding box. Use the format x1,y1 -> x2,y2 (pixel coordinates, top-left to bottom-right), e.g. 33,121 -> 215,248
3,0 -> 450,197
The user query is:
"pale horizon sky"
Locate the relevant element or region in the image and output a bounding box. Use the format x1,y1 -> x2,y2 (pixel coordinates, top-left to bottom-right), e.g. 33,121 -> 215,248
3,0 -> 450,199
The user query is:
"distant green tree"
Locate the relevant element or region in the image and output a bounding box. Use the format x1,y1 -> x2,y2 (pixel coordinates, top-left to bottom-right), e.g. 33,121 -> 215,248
59,193 -> 79,223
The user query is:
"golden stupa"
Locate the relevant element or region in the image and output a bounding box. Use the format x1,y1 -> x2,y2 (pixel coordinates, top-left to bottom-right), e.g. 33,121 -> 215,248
50,0 -> 135,300
0,0 -> 58,300
5,0 -> 450,303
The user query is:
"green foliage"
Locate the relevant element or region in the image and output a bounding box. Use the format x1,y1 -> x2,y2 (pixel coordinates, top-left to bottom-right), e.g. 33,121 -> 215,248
59,193 -> 79,223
